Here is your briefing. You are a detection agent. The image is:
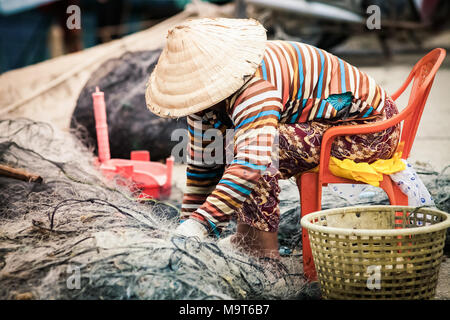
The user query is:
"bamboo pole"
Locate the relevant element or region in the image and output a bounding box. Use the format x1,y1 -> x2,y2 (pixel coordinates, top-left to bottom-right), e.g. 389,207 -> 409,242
0,164 -> 43,183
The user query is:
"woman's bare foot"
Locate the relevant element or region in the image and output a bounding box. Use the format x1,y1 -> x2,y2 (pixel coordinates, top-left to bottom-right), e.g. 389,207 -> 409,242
217,223 -> 289,283
229,223 -> 281,260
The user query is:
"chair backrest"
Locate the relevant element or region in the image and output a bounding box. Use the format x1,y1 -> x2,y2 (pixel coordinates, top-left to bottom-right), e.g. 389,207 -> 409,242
391,48 -> 446,159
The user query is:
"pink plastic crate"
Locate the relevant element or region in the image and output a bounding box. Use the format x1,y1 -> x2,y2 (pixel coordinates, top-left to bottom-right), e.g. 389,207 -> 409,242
92,87 -> 173,199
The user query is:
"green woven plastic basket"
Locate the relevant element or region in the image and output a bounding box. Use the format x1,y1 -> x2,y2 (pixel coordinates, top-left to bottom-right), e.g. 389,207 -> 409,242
300,206 -> 450,300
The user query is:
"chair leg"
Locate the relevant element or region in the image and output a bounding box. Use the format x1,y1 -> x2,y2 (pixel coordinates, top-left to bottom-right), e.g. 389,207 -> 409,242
381,176 -> 409,228
382,177 -> 408,206
391,183 -> 409,206
298,173 -> 320,281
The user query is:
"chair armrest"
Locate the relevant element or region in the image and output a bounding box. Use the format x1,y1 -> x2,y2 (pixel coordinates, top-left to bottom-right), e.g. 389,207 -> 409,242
318,112 -> 406,178
391,70 -> 415,101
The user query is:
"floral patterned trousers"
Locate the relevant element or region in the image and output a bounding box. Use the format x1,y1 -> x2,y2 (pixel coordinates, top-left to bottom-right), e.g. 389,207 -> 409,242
236,97 -> 401,232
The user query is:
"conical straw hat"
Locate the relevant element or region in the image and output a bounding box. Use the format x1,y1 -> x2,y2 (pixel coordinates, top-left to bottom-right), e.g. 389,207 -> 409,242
146,18 -> 267,118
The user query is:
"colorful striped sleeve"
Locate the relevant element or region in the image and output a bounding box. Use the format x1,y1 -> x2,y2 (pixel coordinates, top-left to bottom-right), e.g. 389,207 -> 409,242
189,79 -> 283,233
181,112 -> 225,224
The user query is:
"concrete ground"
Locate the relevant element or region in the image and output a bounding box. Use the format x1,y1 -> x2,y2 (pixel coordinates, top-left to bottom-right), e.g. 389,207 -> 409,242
358,63 -> 450,170
170,31 -> 450,300
2,25 -> 449,300
171,35 -> 450,196
338,33 -> 450,300
336,31 -> 450,170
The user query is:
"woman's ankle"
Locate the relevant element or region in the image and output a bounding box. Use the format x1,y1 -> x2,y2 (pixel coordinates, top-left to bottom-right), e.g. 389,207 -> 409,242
231,224 -> 281,259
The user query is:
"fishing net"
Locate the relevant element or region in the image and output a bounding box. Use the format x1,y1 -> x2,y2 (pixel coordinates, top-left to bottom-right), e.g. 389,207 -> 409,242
416,165 -> 450,254
70,50 -> 187,162
0,118 -> 313,300
277,165 -> 450,255
1,118 -> 448,300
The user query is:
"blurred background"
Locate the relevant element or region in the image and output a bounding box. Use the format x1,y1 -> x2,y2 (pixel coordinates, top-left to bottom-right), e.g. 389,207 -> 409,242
1,0 -> 450,169
2,1 -> 450,302
1,0 -> 450,73
0,0 -> 230,73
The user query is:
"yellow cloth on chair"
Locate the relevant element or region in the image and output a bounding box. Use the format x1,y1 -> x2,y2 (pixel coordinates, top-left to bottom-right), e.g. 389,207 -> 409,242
328,148 -> 406,187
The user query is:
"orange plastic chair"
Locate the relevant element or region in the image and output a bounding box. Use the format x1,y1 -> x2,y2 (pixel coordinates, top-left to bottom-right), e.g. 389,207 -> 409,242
296,48 -> 447,281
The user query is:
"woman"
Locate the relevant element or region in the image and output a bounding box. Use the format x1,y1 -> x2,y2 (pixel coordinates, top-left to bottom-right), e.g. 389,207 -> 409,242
146,18 -> 400,259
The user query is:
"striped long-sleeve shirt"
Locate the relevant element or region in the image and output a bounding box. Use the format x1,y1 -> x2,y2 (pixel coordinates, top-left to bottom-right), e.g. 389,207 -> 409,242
181,40 -> 388,233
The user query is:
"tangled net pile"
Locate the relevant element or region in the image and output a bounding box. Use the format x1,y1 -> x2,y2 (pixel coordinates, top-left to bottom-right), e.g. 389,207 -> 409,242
0,119 -> 312,300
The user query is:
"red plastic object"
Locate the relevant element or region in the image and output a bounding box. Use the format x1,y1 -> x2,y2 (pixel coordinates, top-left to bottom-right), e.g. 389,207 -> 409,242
92,87 -> 111,163
92,87 -> 173,199
296,48 -> 446,281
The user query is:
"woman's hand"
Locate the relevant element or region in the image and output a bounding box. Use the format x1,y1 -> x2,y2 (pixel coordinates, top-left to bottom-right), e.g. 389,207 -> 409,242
175,219 -> 209,240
